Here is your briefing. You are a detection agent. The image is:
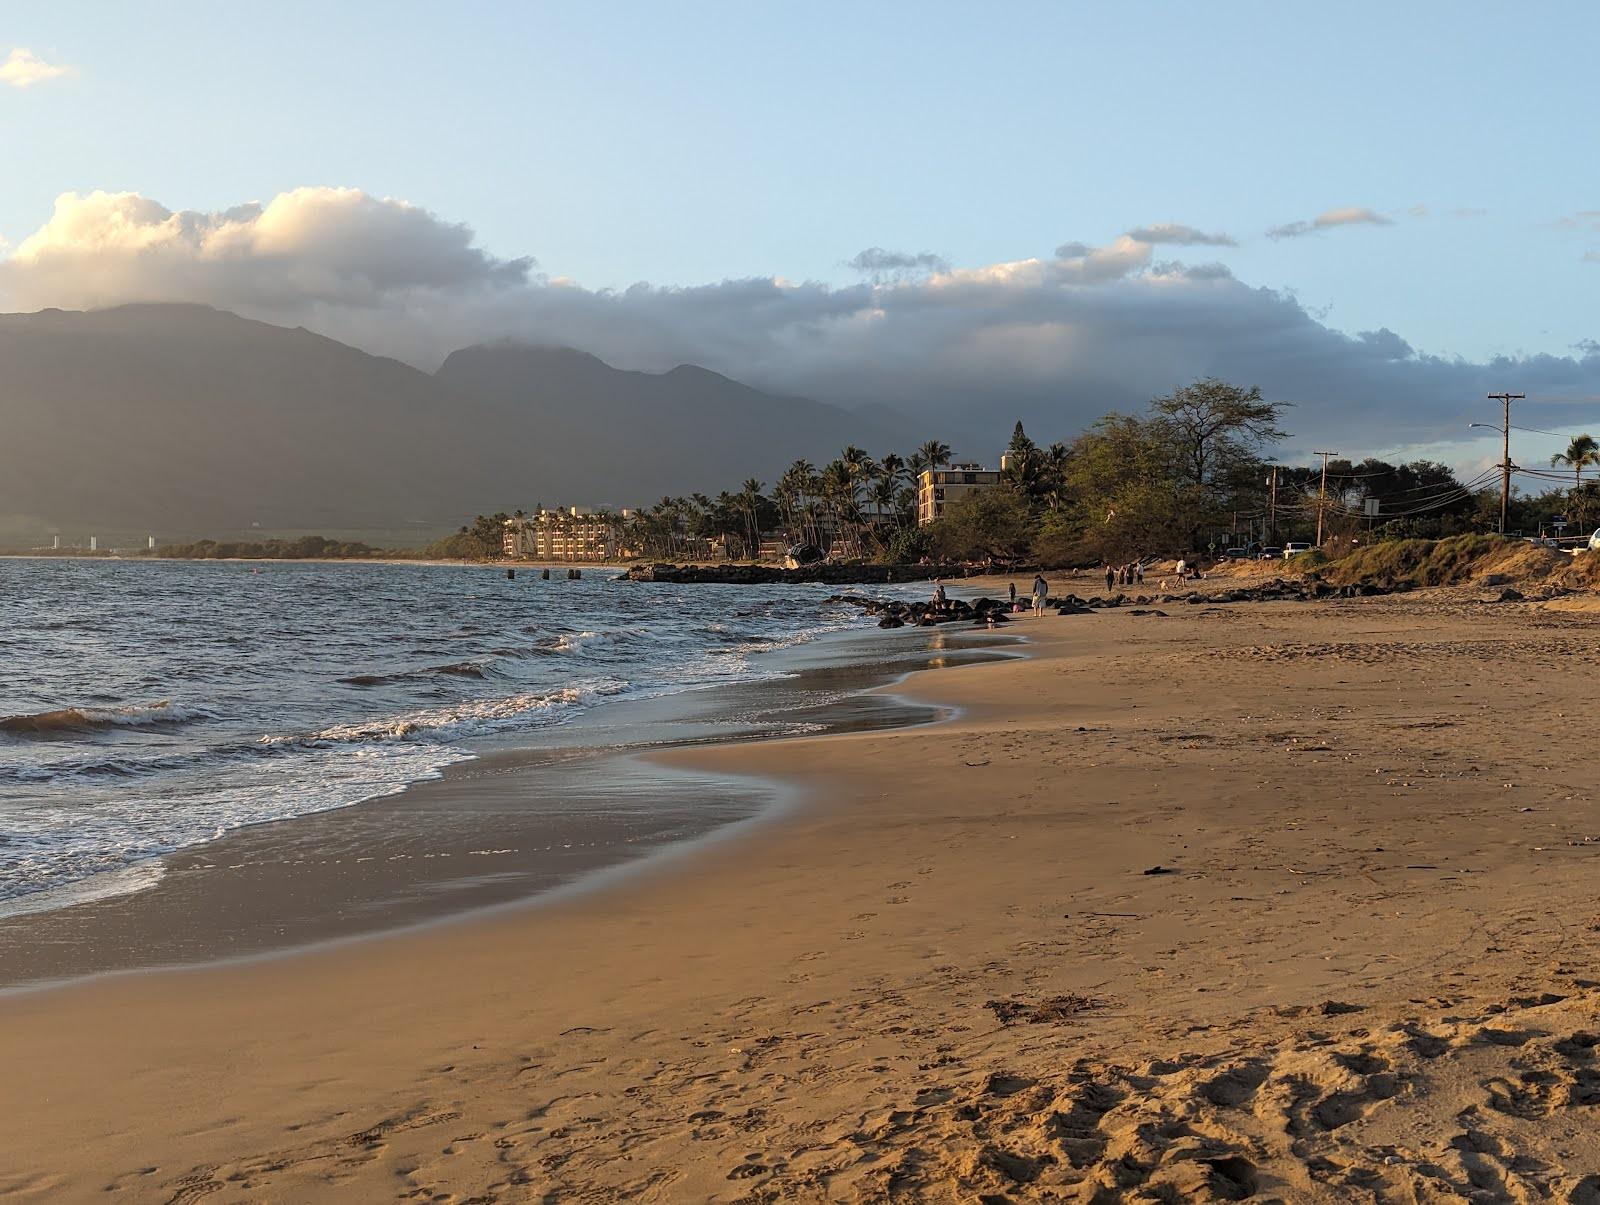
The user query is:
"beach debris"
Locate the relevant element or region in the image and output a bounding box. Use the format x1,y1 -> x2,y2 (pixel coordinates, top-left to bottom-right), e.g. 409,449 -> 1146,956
964,759 -> 990,767
1143,865 -> 1178,876
1321,1000 -> 1365,1015
986,995 -> 1100,1026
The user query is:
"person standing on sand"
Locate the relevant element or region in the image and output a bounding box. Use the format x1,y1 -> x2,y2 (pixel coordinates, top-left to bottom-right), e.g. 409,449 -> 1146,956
1105,565 -> 1116,592
1032,573 -> 1049,617
1176,557 -> 1187,580
1135,562 -> 1145,585
1009,581 -> 1017,607
932,580 -> 947,613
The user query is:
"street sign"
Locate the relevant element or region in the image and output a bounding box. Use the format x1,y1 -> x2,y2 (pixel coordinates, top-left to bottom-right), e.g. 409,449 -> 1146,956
1363,497 -> 1380,516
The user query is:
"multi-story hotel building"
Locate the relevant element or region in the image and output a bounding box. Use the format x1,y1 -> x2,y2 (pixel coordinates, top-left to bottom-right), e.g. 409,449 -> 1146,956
502,507 -> 633,561
915,464 -> 1001,526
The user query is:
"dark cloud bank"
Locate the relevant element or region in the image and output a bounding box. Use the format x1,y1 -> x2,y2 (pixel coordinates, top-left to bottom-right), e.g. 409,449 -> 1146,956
4,187 -> 1598,458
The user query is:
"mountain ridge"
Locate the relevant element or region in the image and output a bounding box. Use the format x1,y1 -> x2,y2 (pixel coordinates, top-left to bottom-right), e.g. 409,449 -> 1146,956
0,304 -> 909,542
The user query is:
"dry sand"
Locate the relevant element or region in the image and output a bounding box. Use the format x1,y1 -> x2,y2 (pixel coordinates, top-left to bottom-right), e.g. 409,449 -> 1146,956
6,585 -> 1600,1202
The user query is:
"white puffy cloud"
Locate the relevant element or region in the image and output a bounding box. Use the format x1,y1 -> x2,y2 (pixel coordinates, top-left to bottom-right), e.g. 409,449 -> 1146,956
1267,206 -> 1395,240
0,48 -> 71,88
1,188 -> 532,312
3,187 -> 1599,455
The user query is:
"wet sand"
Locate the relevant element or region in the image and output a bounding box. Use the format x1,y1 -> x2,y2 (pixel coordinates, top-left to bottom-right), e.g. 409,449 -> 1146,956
6,586 -> 1600,1201
0,626 -> 1015,989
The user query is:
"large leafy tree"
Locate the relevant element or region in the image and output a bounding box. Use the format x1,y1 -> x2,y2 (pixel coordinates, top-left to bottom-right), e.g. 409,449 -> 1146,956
930,486 -> 1033,563
1151,379 -> 1288,492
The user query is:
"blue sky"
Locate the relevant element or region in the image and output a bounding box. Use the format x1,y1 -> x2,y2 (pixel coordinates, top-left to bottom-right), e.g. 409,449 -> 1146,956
3,1 -> 1599,465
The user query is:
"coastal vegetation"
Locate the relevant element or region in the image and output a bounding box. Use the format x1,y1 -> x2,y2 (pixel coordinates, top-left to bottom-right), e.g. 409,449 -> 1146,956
538,376 -> 1594,568
71,378 -> 1595,569
152,536 -> 392,560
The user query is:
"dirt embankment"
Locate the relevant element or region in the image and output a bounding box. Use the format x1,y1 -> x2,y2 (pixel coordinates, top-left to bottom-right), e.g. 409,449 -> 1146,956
1212,535 -> 1600,595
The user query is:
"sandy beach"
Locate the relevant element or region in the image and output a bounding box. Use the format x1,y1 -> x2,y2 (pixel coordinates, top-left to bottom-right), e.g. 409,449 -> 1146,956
6,582 -> 1600,1203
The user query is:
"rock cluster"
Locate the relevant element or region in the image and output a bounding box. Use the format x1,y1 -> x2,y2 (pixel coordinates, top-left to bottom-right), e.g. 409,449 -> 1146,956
827,575 -> 1414,629
624,563 -> 967,585
826,594 -> 1021,628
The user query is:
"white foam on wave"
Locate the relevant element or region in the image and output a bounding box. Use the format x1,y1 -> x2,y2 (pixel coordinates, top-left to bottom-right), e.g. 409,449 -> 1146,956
0,740 -> 470,909
547,630 -> 609,653
259,679 -> 629,748
0,862 -> 168,921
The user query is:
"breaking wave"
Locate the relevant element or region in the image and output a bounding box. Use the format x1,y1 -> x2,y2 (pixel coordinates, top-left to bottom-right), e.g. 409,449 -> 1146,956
261,682 -> 628,748
0,701 -> 212,737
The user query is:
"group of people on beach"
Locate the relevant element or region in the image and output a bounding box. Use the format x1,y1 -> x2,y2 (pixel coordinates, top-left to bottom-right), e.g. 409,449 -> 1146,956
931,556 -> 1213,625
1104,561 -> 1144,592
933,575 -> 1050,621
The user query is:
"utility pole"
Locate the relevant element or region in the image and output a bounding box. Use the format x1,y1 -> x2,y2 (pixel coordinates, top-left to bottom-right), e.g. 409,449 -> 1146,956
1267,466 -> 1279,543
1314,451 -> 1339,547
1486,393 -> 1524,534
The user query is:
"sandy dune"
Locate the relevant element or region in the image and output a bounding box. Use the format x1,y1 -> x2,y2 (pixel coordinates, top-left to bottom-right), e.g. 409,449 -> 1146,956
5,585 -> 1600,1202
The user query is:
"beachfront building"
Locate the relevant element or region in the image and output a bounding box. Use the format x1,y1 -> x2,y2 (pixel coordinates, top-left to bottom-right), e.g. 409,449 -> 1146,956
502,507 -> 634,561
915,464 -> 1001,526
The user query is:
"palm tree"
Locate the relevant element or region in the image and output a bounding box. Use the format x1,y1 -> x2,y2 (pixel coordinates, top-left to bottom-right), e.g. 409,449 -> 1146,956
738,478 -> 765,558
879,452 -> 907,489
916,440 -> 952,472
1044,441 -> 1071,513
1552,434 -> 1600,492
776,461 -> 816,545
820,458 -> 859,556
868,477 -> 900,547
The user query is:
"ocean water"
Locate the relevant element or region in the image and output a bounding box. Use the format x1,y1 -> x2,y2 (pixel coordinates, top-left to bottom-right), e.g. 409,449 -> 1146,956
0,559 -> 914,919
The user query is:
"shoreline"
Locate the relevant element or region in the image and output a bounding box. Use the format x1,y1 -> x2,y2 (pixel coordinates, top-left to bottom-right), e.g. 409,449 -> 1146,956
9,587 -> 1600,1200
0,621 -> 1021,993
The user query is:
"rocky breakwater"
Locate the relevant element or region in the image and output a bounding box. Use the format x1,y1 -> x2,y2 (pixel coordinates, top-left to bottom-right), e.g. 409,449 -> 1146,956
623,563 -> 967,585
829,575 -> 1413,630
826,594 -> 1021,629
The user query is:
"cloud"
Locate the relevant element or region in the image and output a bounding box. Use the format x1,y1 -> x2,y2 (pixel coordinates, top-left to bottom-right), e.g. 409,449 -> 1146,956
1584,250 -> 1600,264
1124,223 -> 1236,247
1267,206 -> 1395,240
1,188 -> 532,311
847,247 -> 949,277
4,187 -> 1600,458
0,48 -> 71,88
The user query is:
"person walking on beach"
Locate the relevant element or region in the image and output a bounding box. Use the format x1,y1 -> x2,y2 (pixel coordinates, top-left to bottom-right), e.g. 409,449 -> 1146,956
1009,581 -> 1017,609
1105,565 -> 1116,593
932,580 -> 947,613
1175,557 -> 1187,580
1032,573 -> 1049,617
1135,561 -> 1145,585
